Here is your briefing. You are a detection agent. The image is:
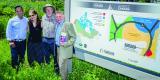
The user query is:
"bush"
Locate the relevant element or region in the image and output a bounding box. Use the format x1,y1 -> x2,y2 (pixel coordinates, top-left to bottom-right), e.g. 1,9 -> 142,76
49,0 -> 64,11
0,21 -> 5,39
0,2 -> 8,15
2,7 -> 14,16
0,16 -> 10,39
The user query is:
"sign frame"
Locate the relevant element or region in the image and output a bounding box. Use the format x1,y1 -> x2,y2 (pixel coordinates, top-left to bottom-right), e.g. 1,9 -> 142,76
65,0 -> 160,80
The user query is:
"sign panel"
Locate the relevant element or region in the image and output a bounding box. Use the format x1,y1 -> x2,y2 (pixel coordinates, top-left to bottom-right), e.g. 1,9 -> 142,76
67,0 -> 160,79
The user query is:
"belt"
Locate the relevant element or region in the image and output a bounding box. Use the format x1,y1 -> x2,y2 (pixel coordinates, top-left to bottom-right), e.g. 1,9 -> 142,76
13,39 -> 25,42
43,37 -> 54,40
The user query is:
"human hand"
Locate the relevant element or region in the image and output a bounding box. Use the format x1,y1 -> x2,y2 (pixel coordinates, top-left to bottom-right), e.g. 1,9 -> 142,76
10,42 -> 15,48
60,42 -> 66,47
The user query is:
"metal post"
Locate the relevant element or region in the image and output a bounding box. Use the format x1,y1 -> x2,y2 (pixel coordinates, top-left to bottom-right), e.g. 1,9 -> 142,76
64,0 -> 72,73
64,0 -> 70,22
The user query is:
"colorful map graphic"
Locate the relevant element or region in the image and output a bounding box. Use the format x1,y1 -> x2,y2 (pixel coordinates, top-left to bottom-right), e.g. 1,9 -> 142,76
74,12 -> 98,38
110,15 -> 160,58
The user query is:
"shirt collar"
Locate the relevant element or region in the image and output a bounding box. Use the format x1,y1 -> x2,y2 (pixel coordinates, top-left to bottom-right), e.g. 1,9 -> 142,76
56,20 -> 64,24
15,16 -> 24,20
44,14 -> 55,21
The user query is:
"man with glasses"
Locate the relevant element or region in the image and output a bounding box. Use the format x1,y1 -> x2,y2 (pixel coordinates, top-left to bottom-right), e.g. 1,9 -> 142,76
55,11 -> 76,80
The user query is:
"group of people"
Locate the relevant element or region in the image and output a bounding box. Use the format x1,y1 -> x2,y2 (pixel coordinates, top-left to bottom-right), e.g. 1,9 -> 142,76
6,4 -> 76,80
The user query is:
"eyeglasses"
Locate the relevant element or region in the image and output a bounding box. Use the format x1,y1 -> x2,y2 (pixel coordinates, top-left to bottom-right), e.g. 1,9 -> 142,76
29,14 -> 34,17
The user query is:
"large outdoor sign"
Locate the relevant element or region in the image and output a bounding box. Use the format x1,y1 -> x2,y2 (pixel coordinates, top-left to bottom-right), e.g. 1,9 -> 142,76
65,0 -> 160,80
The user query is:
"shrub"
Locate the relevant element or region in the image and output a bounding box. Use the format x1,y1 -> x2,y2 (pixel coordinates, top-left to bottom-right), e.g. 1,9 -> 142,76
0,2 -> 7,15
0,21 -> 5,39
2,7 -> 14,16
0,16 -> 10,39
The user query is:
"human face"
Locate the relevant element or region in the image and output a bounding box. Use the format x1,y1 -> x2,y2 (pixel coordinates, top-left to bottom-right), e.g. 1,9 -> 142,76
29,12 -> 37,21
45,7 -> 53,17
56,13 -> 64,22
15,7 -> 23,19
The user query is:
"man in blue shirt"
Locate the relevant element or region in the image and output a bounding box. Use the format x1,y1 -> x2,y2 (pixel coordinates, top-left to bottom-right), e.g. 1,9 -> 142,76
6,5 -> 28,69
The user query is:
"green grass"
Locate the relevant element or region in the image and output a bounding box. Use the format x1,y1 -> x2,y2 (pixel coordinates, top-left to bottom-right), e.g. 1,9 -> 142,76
0,39 -> 134,80
0,39 -> 61,80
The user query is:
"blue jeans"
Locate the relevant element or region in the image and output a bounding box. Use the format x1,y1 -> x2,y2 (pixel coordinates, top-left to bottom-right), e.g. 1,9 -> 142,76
43,37 -> 59,73
43,42 -> 55,64
10,40 -> 26,68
